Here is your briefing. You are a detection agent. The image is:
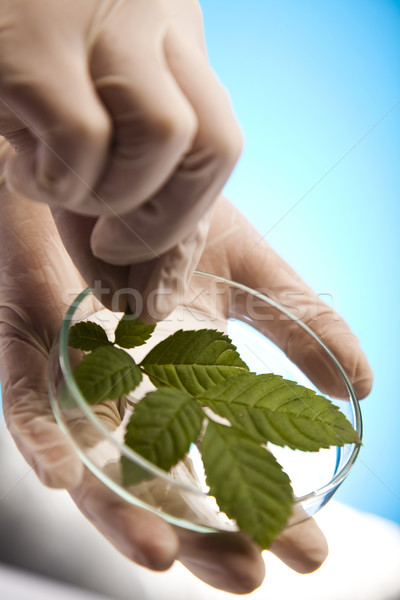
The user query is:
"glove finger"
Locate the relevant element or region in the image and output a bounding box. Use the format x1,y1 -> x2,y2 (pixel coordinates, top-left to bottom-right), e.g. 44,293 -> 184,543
269,510 -> 329,574
0,334 -> 83,488
88,10 -> 197,216
90,29 -> 242,265
1,37 -> 111,214
239,249 -> 373,399
207,199 -> 373,399
0,187 -> 86,488
125,211 -> 213,322
51,208 -> 130,310
69,467 -> 179,571
53,208 -> 212,320
177,529 -> 265,595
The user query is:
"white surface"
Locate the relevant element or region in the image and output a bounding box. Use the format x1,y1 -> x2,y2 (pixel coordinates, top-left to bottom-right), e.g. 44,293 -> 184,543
1,425 -> 400,600
0,564 -> 112,600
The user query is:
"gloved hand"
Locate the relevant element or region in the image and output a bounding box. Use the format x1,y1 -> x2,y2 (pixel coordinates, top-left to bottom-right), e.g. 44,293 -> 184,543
0,154 -> 373,593
0,0 -> 242,317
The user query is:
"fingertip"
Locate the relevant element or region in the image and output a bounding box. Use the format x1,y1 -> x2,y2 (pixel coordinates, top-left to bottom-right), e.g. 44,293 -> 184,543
284,317 -> 374,400
91,214 -> 159,265
269,517 -> 329,574
178,531 -> 265,594
322,329 -> 374,400
281,537 -> 329,575
97,503 -> 179,571
115,508 -> 179,571
220,545 -> 266,594
131,525 -> 179,572
352,351 -> 374,400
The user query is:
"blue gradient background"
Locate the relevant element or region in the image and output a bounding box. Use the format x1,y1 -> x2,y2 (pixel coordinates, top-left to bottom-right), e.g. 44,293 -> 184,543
0,1 -> 399,527
200,0 -> 400,524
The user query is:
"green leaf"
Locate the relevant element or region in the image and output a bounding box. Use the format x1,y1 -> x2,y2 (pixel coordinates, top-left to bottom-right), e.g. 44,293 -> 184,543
140,329 -> 249,395
114,314 -> 156,349
202,421 -> 293,548
121,456 -> 154,487
198,373 -> 360,451
73,345 -> 142,404
122,388 -> 204,485
68,321 -> 111,351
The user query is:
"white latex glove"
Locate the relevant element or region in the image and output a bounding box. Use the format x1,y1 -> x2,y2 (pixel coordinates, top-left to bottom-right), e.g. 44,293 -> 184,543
0,0 -> 242,317
0,152 -> 373,593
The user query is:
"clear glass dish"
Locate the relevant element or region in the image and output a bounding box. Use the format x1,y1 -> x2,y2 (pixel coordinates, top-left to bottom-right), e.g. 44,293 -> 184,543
48,270 -> 362,536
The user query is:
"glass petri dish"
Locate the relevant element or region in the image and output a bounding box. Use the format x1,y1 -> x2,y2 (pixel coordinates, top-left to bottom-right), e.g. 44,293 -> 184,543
48,270 -> 362,536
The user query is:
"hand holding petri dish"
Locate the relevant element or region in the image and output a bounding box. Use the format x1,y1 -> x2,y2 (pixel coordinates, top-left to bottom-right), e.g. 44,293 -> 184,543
48,271 -> 362,548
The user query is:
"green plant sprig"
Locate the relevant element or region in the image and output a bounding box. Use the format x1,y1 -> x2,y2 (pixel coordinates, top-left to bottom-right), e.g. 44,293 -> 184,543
68,312 -> 360,549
